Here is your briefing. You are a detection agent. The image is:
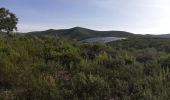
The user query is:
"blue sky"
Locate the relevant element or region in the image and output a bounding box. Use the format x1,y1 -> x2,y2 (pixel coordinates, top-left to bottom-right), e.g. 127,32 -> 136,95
0,0 -> 170,34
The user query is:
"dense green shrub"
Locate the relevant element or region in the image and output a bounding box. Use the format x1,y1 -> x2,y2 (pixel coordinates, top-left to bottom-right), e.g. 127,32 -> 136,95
0,35 -> 169,100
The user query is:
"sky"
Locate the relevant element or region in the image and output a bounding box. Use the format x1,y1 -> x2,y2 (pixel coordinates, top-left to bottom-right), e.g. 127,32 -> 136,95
0,0 -> 170,34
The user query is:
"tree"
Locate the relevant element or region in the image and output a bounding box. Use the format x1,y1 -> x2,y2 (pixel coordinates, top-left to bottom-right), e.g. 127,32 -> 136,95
0,8 -> 18,34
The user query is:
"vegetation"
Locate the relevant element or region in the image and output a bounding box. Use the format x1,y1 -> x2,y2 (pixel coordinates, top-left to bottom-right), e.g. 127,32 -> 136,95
0,34 -> 169,100
0,8 -> 18,34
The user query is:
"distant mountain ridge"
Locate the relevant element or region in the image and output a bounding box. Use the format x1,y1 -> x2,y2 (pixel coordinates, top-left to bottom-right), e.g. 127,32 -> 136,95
155,34 -> 170,38
27,27 -> 138,40
27,27 -> 170,40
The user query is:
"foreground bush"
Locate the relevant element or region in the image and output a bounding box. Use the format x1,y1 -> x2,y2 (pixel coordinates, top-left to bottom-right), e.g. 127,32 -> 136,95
0,35 -> 169,100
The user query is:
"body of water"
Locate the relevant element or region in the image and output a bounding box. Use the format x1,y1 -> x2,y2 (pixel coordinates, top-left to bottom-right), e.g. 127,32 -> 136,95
81,37 -> 127,43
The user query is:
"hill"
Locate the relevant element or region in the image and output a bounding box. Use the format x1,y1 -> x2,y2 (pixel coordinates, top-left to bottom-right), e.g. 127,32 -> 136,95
155,34 -> 170,38
27,27 -> 137,40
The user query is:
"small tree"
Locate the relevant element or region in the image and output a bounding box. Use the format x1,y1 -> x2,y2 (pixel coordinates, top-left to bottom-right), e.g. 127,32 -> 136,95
0,8 -> 18,34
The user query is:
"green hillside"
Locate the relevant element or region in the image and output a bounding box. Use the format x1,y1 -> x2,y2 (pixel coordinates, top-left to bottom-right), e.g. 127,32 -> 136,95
28,27 -> 170,40
27,27 -> 137,40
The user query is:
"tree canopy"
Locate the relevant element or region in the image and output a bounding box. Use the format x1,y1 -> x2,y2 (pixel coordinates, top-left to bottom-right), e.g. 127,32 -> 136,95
0,8 -> 18,34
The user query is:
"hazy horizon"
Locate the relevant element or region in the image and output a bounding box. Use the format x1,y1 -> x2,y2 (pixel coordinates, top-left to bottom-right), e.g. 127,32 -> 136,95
1,0 -> 170,34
